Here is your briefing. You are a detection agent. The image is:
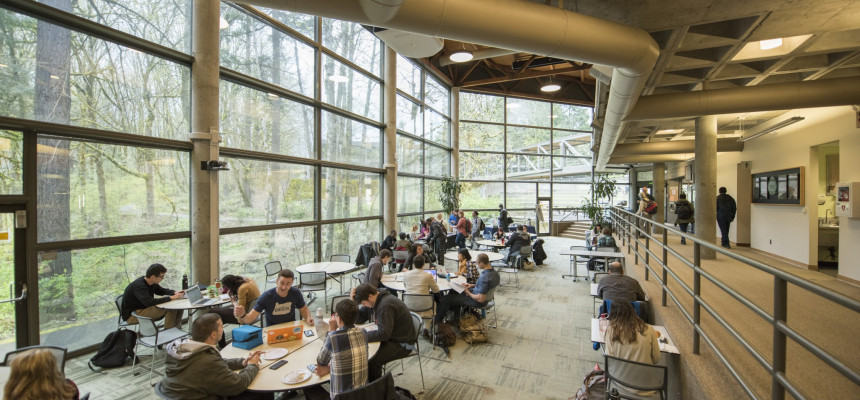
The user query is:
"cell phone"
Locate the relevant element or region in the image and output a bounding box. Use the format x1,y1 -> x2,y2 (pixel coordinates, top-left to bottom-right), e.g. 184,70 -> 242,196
307,364 -> 317,373
269,359 -> 288,370
304,330 -> 315,337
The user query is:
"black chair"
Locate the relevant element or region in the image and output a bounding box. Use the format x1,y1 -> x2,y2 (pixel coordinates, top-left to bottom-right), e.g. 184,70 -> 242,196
114,295 -> 137,330
383,312 -> 425,394
330,294 -> 351,315
264,261 -> 282,289
333,372 -> 397,400
2,345 -> 67,374
298,271 -> 327,308
604,354 -> 668,399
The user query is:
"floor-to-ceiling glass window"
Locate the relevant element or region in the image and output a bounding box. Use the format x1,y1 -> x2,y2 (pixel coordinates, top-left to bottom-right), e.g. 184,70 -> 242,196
395,56 -> 451,234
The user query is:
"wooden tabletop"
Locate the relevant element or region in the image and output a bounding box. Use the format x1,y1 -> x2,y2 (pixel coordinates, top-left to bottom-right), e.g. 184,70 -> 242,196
157,295 -> 231,310
444,250 -> 505,262
220,321 -> 379,391
561,249 -> 624,258
590,318 -> 679,354
380,272 -> 467,292
295,262 -> 355,274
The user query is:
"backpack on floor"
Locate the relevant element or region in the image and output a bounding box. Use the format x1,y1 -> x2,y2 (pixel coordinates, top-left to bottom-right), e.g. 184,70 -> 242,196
459,313 -> 488,344
89,328 -> 137,371
435,322 -> 456,347
571,364 -> 606,400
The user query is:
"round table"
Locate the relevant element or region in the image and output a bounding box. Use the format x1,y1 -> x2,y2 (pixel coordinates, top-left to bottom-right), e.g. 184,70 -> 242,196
475,239 -> 506,251
220,321 -> 380,391
379,272 -> 464,292
157,296 -> 231,330
443,250 -> 504,262
295,262 -> 356,293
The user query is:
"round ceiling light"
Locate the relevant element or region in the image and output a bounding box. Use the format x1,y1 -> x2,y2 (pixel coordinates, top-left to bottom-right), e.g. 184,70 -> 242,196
449,50 -> 474,63
540,83 -> 561,92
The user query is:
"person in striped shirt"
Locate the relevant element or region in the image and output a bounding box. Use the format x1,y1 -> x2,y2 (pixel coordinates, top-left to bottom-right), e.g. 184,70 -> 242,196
304,299 -> 369,400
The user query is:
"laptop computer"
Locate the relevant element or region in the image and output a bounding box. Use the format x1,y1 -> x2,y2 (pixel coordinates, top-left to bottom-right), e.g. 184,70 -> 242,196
185,285 -> 218,306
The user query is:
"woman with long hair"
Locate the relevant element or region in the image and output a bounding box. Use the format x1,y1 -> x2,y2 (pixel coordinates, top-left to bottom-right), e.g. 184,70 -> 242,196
402,243 -> 424,272
4,349 -> 79,400
604,301 -> 661,395
210,274 -> 260,347
456,248 -> 479,284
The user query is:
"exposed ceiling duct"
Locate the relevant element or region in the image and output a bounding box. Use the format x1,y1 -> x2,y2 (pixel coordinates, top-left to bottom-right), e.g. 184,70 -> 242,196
233,0 -> 660,172
626,76 -> 860,121
610,138 -> 743,158
365,27 -> 444,58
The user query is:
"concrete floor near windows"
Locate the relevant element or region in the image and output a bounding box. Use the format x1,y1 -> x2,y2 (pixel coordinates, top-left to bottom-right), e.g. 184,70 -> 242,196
66,233 -> 860,399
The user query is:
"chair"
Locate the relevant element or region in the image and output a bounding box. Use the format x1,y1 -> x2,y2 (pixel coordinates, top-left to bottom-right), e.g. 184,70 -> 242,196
330,294 -> 351,315
464,287 -> 498,336
264,261 -> 282,289
298,271 -> 327,308
388,312 -> 425,394
603,354 -> 668,399
3,345 -> 67,374
115,295 -> 137,330
519,243 -> 533,266
153,381 -> 175,399
402,294 -> 435,348
592,273 -> 609,316
330,254 -> 350,263
351,271 -> 367,290
569,245 -> 590,277
247,297 -> 262,326
131,312 -> 190,385
333,372 -> 397,400
392,250 -> 409,271
497,255 -> 519,291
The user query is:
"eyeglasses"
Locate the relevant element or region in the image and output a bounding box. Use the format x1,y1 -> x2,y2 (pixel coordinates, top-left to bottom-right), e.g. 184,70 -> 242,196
156,275 -> 166,279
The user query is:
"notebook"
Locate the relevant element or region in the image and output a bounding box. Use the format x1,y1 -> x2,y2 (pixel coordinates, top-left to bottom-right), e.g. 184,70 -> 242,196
185,285 -> 218,306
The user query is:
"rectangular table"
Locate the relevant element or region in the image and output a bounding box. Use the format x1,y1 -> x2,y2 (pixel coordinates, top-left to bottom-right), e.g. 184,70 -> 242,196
560,249 -> 625,281
590,318 -> 680,354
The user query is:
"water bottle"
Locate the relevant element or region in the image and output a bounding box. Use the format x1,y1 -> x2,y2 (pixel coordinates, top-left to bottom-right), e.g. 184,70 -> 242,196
316,307 -> 324,319
315,308 -> 328,337
181,274 -> 188,290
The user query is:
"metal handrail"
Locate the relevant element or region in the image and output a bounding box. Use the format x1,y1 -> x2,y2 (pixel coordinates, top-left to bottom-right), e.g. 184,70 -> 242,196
609,206 -> 860,400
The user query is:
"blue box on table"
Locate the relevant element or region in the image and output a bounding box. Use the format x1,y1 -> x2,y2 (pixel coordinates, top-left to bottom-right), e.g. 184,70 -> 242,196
231,325 -> 263,350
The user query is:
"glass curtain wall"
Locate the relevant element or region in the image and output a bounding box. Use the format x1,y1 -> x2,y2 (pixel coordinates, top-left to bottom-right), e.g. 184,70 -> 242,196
218,4 -> 384,276
395,55 -> 451,234
459,92 -> 627,228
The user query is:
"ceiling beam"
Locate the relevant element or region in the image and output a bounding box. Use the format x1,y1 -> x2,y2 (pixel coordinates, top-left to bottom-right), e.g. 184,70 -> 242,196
459,65 -> 590,88
466,87 -> 594,107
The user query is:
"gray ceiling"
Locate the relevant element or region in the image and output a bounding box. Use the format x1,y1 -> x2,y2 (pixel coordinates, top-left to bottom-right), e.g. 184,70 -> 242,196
429,0 -> 860,150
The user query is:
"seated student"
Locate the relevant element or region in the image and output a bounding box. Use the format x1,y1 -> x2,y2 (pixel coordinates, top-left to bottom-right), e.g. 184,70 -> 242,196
503,225 -> 531,264
587,227 -> 618,270
404,255 -> 440,297
362,249 -> 392,289
162,313 -> 268,400
401,243 -> 426,272
233,269 -> 314,327
597,262 -> 646,305
604,301 -> 661,397
209,274 -> 260,348
586,224 -> 603,247
121,263 -> 185,329
304,299 -> 370,400
493,227 -> 505,241
394,232 -> 412,250
351,283 -> 417,381
380,230 -> 398,251
434,253 -> 500,326
4,349 -> 80,400
456,248 -> 480,284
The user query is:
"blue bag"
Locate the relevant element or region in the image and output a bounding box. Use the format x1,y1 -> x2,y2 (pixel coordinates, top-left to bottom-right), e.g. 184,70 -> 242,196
231,325 -> 263,350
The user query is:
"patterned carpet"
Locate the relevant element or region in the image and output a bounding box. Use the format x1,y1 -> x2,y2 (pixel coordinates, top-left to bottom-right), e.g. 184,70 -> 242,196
69,237 -> 605,399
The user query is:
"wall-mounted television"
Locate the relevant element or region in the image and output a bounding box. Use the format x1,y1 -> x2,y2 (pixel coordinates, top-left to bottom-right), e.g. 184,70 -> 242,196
752,167 -> 804,205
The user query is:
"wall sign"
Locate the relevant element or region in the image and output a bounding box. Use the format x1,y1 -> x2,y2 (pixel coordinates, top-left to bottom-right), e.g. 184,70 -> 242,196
752,167 -> 804,205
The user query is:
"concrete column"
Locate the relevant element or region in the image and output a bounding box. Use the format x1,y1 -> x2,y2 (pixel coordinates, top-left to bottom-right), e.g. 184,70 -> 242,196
628,167 -> 637,211
383,46 -> 397,233
451,87 -> 460,178
653,162 -> 666,233
736,161 -> 752,246
190,0 -> 220,284
695,115 -> 717,259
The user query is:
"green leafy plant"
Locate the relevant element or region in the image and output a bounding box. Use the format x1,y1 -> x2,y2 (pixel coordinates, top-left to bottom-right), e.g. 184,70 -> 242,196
438,175 -> 462,215
581,174 -> 616,227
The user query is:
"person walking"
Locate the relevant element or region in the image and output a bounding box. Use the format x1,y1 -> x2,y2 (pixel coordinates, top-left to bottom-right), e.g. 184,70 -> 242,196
498,204 -> 510,232
674,193 -> 695,245
716,187 -> 737,249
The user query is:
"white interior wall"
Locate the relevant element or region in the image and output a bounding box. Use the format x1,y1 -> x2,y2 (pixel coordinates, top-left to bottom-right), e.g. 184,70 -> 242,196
715,106 -> 860,282
715,152 -> 742,243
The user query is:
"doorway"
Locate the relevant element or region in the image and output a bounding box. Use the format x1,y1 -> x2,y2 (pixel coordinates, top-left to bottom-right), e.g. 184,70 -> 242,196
537,197 -> 551,236
0,205 -> 31,359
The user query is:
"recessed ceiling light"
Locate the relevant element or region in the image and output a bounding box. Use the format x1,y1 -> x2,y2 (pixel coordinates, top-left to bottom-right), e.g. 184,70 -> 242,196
449,50 -> 473,63
657,129 -> 684,134
540,83 -> 561,92
328,75 -> 349,83
759,38 -> 783,50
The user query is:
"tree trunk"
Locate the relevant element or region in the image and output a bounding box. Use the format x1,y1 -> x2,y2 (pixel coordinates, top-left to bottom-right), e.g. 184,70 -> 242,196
35,0 -> 75,320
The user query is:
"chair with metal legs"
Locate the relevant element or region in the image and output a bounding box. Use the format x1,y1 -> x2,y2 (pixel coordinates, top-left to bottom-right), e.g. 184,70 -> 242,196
603,353 -> 668,399
402,294 -> 436,348
264,261 -> 282,290
131,312 -> 189,385
387,312 -> 425,394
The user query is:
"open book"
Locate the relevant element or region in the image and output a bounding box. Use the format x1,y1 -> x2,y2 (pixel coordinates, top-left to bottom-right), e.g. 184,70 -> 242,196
448,276 -> 468,293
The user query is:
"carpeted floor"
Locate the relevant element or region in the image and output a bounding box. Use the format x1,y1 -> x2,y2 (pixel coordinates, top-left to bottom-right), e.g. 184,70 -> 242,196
67,234 -> 860,399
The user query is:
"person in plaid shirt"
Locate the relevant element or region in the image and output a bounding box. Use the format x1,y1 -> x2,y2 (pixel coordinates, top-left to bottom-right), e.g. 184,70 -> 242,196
304,299 -> 369,400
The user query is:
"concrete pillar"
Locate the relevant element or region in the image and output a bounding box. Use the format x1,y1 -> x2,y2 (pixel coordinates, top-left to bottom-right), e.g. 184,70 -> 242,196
695,115 -> 717,259
383,46 -> 397,233
628,167 -> 637,211
451,87 -> 460,178
736,161 -> 752,246
189,0 -> 220,284
653,162 -> 666,233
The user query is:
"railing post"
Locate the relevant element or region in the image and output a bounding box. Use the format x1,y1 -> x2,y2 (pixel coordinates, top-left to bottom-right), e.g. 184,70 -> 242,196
634,225 -> 639,265
627,214 -> 632,254
693,243 -> 701,355
662,228 -> 668,307
772,277 -> 787,400
644,232 -> 650,280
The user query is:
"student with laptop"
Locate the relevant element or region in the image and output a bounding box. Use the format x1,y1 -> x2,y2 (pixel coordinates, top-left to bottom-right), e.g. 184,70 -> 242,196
233,269 -> 314,327
403,255 -> 440,297
121,263 -> 185,329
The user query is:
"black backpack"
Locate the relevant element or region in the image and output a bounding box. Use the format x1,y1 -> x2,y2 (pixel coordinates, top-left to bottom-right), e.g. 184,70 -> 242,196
676,202 -> 693,220
89,328 -> 137,371
478,218 -> 486,232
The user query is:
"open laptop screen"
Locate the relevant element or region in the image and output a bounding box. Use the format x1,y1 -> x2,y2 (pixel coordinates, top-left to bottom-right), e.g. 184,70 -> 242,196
185,285 -> 203,303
